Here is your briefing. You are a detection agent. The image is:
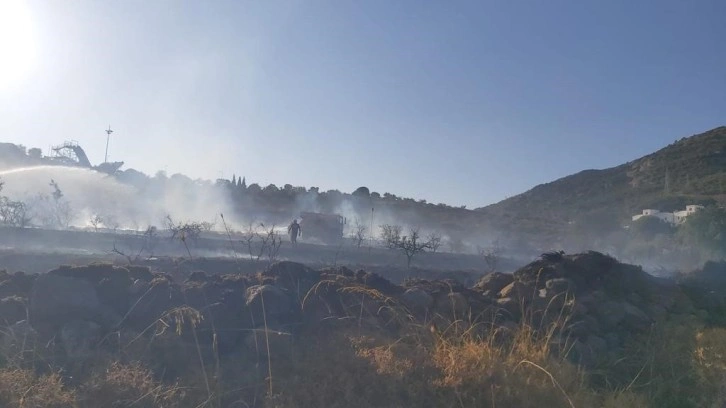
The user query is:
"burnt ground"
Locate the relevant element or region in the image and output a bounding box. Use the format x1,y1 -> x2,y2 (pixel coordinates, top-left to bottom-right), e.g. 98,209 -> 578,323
0,226 -> 526,283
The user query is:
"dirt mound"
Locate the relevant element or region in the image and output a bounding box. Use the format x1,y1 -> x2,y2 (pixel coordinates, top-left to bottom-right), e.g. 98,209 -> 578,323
0,253 -> 708,377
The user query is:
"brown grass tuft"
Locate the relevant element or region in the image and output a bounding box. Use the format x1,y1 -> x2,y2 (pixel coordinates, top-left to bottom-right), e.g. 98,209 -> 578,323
0,369 -> 77,408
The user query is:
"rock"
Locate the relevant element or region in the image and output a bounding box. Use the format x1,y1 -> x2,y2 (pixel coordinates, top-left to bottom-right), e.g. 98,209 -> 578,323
499,281 -> 533,300
262,261 -> 321,301
475,272 -> 514,294
357,272 -> 404,296
186,271 -> 209,283
182,282 -> 223,311
545,278 -> 575,294
49,264 -> 129,286
598,301 -> 648,330
127,265 -> 154,282
29,273 -> 118,333
435,292 -> 469,317
401,287 -> 434,312
60,320 -> 102,360
495,297 -> 520,320
245,285 -> 295,326
568,315 -> 600,338
0,296 -> 26,327
96,275 -> 131,316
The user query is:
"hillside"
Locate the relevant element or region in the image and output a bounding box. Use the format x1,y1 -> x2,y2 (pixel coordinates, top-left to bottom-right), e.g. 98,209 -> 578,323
476,126 -> 726,240
2,127 -> 724,253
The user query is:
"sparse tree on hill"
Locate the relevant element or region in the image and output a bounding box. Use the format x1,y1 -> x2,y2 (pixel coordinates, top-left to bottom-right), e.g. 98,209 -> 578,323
32,179 -> 73,229
380,224 -> 434,269
163,215 -> 211,244
0,198 -> 31,228
427,232 -> 442,253
90,214 -> 103,232
479,240 -> 503,273
0,178 -> 31,228
350,218 -> 367,248
380,224 -> 403,249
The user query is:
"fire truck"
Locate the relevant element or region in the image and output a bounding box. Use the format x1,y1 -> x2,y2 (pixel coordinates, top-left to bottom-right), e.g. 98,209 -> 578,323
299,212 -> 346,245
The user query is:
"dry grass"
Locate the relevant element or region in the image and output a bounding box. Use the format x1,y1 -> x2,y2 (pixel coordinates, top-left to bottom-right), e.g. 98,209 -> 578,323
80,361 -> 189,408
5,276 -> 726,408
0,369 -> 76,408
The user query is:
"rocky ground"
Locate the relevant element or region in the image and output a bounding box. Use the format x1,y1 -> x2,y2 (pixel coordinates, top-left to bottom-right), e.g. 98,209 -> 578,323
1,252 -> 725,407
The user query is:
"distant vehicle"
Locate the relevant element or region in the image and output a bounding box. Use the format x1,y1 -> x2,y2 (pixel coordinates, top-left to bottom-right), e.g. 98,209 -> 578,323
299,211 -> 346,245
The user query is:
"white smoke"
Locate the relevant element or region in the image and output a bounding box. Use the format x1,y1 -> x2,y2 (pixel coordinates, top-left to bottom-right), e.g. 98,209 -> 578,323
0,165 -> 234,230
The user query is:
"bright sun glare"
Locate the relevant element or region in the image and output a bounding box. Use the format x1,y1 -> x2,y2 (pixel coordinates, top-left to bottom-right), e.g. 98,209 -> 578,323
0,0 -> 36,89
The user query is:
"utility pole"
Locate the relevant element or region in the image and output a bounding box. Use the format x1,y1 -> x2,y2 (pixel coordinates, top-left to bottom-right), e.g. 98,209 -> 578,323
368,206 -> 375,255
104,125 -> 113,163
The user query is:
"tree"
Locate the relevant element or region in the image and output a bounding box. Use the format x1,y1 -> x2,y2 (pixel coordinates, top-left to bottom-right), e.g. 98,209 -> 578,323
630,216 -> 674,241
263,184 -> 279,194
426,232 -> 442,253
90,214 -> 103,232
352,186 -> 370,197
30,179 -> 72,229
232,175 -> 237,186
247,183 -> 262,193
678,207 -> 726,257
0,179 -> 32,228
380,224 -> 403,249
28,148 -> 42,159
397,228 -> 432,269
0,198 -> 31,227
163,215 -> 211,244
479,240 -> 503,273
380,225 -> 434,269
350,218 -> 367,248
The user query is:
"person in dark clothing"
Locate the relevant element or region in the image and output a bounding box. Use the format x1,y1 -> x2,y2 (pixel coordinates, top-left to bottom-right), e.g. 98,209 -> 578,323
288,219 -> 301,245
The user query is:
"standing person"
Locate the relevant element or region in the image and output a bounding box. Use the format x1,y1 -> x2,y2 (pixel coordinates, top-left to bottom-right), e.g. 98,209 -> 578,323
288,219 -> 301,246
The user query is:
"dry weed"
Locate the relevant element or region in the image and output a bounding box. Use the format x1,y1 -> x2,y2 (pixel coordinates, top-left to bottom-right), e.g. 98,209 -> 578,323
0,368 -> 77,408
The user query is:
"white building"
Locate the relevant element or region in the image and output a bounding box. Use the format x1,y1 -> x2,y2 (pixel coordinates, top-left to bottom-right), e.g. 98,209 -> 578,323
673,205 -> 705,224
631,204 -> 704,225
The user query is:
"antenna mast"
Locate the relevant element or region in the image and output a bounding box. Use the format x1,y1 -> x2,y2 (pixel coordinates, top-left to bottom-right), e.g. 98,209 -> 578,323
104,125 -> 113,163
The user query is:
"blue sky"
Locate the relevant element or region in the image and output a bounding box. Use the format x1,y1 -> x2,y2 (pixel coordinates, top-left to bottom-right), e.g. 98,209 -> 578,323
1,0 -> 724,208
